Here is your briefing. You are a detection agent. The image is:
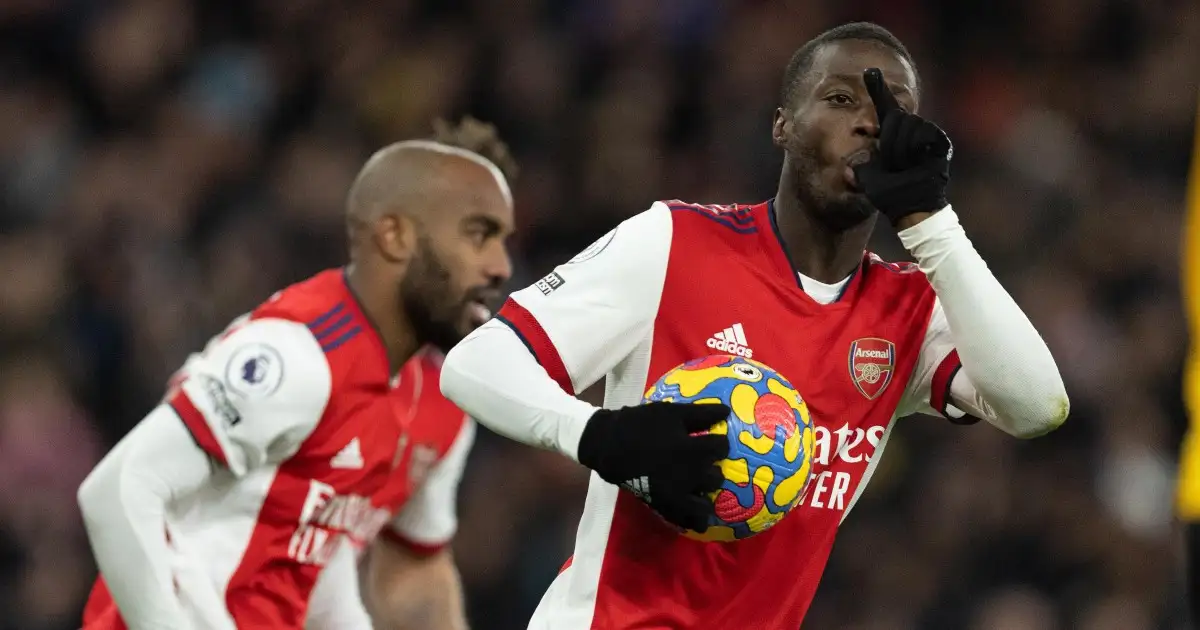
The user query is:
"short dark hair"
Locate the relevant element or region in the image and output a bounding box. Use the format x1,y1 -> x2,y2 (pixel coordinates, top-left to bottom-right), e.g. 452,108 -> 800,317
779,22 -> 919,108
430,116 -> 519,182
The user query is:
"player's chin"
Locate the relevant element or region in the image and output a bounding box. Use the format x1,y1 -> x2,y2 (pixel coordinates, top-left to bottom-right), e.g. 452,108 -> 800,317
818,169 -> 859,199
830,168 -> 862,195
428,323 -> 468,353
819,194 -> 875,229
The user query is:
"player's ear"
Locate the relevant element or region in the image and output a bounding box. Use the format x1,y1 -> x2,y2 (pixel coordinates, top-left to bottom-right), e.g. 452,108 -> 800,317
771,109 -> 788,149
374,213 -> 417,264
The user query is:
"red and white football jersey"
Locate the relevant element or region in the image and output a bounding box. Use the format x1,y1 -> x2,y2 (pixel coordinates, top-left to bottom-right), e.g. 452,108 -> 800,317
496,200 -> 967,630
351,348 -> 474,558
307,348 -> 475,625
83,270 -> 472,630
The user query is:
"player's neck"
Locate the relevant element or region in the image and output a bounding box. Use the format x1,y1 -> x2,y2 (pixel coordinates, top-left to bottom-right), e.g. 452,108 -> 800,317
344,263 -> 419,373
772,183 -> 873,284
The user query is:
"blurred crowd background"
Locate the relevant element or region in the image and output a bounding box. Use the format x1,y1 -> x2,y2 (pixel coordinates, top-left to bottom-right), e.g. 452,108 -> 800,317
0,0 -> 1198,628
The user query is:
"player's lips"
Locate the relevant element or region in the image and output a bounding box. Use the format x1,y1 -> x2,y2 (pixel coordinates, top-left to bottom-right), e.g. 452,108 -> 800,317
467,302 -> 491,323
465,292 -> 499,325
843,150 -> 872,190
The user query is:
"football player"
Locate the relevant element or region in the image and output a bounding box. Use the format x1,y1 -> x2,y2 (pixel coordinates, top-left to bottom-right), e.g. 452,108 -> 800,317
78,118 -> 515,629
440,23 -> 1068,629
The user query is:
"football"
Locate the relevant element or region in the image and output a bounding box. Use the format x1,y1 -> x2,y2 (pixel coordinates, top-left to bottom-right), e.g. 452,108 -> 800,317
642,354 -> 815,542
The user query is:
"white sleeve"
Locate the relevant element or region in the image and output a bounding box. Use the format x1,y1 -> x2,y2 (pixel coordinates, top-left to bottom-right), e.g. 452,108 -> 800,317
78,405 -> 224,630
442,203 -> 673,460
387,420 -> 475,551
495,202 -> 672,393
168,318 -> 333,476
305,539 -> 373,630
898,298 -> 978,422
897,207 -> 1069,438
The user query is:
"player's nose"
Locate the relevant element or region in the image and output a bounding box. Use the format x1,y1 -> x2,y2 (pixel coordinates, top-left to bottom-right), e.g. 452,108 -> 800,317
854,104 -> 880,138
483,243 -> 513,285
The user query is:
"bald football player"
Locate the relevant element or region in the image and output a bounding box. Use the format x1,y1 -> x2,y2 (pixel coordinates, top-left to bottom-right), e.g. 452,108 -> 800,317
78,118 -> 515,630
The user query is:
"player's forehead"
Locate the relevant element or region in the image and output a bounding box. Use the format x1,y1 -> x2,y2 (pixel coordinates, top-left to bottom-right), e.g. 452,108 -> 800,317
423,158 -> 514,228
808,40 -> 917,99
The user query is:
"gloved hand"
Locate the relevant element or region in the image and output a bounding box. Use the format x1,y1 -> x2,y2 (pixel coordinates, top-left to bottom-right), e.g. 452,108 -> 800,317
852,67 -> 953,223
577,402 -> 730,532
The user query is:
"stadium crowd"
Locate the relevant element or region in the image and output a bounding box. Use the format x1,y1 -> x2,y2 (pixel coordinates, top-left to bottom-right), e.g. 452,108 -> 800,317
0,0 -> 1197,628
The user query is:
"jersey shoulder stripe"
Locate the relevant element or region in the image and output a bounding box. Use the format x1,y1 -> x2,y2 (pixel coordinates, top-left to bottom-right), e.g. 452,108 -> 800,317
307,302 -> 347,331
664,199 -> 758,234
305,301 -> 362,354
320,327 -> 362,353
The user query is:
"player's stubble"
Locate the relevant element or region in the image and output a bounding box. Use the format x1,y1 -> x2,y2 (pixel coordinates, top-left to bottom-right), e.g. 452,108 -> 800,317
400,231 -> 480,353
786,131 -> 876,232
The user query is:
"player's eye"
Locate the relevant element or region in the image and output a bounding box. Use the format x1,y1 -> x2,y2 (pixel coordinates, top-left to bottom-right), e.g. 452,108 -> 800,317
462,217 -> 502,248
466,228 -> 488,246
825,93 -> 854,106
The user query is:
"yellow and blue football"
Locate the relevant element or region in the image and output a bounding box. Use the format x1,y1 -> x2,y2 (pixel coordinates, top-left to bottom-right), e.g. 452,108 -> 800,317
643,354 -> 815,542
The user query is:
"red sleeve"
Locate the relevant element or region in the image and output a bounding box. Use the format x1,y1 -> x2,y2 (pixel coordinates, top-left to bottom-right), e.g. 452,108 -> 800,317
495,298 -> 575,395
929,350 -> 979,425
928,349 -> 961,418
167,388 -> 230,467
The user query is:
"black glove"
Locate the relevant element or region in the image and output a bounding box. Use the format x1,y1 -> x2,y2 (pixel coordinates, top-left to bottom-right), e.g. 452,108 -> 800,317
852,67 -> 953,224
577,402 -> 730,532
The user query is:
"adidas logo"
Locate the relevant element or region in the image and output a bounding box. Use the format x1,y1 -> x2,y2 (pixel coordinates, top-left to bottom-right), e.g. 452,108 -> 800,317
330,438 -> 364,470
706,323 -> 754,359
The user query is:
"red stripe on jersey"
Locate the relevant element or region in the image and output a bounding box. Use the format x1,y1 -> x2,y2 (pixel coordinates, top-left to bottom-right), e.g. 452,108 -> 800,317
378,528 -> 447,557
223,469 -> 320,628
497,298 -> 575,394
168,391 -> 230,467
81,578 -> 128,630
929,349 -> 962,417
558,555 -> 573,575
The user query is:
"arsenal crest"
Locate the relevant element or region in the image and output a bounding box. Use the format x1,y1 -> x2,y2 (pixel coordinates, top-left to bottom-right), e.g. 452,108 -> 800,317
848,338 -> 895,400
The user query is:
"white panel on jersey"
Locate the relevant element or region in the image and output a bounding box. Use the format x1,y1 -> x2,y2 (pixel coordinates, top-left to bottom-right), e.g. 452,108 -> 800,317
177,318 -> 333,476
897,298 -> 1003,426
897,297 -> 956,419
390,419 -> 476,547
840,417 -> 898,523
78,405 -> 236,628
528,480 -> 621,630
506,202 -> 674,394
305,538 -> 374,629
529,300 -> 660,629
170,464 -> 280,613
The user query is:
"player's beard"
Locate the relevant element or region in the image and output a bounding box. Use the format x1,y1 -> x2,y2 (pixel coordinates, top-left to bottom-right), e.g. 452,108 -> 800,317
791,145 -> 875,232
400,235 -> 467,353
